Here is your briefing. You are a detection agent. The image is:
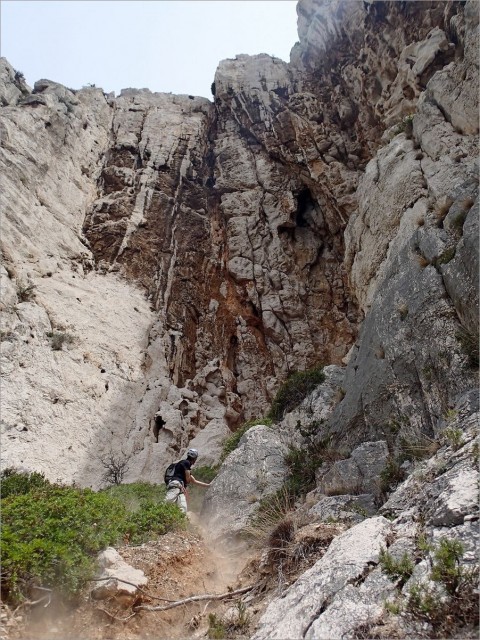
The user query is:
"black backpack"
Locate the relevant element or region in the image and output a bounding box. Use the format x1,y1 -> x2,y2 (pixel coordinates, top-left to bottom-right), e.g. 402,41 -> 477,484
164,461 -> 178,485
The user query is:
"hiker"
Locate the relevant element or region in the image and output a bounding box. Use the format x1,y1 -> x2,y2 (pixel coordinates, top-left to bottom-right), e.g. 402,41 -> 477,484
165,448 -> 210,514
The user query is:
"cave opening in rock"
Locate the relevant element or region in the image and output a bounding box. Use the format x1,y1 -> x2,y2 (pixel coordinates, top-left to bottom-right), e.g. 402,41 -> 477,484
295,187 -> 316,228
153,415 -> 166,443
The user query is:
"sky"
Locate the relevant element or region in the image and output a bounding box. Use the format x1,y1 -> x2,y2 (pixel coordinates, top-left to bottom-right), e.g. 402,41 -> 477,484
1,1 -> 299,99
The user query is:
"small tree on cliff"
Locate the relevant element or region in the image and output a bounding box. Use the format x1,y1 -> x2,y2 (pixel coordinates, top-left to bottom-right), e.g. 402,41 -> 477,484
99,450 -> 130,485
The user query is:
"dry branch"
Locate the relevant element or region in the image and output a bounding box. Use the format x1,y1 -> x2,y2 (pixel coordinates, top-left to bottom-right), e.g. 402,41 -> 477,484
88,576 -> 177,602
135,585 -> 254,612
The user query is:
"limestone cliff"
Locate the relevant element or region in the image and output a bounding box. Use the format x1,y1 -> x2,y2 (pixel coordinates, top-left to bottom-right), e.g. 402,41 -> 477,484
0,0 -> 478,491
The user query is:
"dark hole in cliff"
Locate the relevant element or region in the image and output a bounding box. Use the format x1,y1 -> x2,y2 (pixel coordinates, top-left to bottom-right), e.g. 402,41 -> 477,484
206,151 -> 216,169
179,400 -> 189,416
272,86 -> 289,99
205,176 -> 215,188
295,188 -> 316,228
153,415 -> 166,443
278,188 -> 317,238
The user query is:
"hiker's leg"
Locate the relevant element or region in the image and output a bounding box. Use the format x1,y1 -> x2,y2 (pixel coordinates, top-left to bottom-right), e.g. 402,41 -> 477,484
165,486 -> 179,504
177,493 -> 187,514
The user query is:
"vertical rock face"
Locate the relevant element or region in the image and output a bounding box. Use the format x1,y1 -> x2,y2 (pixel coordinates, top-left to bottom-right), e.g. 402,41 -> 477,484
0,0 -> 478,485
327,0 -> 479,451
81,55 -> 360,421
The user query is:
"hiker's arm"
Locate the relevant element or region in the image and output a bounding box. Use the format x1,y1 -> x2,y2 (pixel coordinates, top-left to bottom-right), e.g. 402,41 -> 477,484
188,473 -> 210,488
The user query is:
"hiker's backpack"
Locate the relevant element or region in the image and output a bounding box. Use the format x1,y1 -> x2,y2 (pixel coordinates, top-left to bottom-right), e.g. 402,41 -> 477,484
164,461 -> 178,485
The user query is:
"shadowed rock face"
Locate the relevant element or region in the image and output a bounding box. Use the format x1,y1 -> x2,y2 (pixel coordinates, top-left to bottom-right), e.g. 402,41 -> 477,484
0,0 -> 478,487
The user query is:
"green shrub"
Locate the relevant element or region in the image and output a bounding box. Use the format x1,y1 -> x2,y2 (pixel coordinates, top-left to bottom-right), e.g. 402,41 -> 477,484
125,499 -> 185,543
207,603 -> 250,639
284,425 -> 342,499
1,467 -> 50,498
221,417 -> 272,460
192,465 -> 219,483
48,331 -> 75,351
391,113 -> 414,137
407,565 -> 479,635
442,427 -> 464,451
380,457 -> 406,493
208,613 -> 226,639
284,444 -> 320,497
1,472 -> 185,604
430,538 -> 465,594
268,366 -> 325,422
379,547 -> 414,585
383,537 -> 479,637
102,482 -> 167,512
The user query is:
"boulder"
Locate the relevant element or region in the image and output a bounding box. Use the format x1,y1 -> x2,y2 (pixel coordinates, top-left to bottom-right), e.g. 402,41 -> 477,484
91,547 -> 147,605
318,440 -> 389,496
308,493 -> 377,523
201,425 -> 289,542
252,517 -> 392,640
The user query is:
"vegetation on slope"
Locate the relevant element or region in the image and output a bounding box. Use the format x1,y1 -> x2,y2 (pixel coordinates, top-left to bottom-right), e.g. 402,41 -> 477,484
267,366 -> 325,422
221,417 -> 273,461
1,469 -> 185,604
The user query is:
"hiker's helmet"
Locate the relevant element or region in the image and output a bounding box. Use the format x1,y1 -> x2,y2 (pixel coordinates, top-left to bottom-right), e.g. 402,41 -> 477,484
187,448 -> 198,460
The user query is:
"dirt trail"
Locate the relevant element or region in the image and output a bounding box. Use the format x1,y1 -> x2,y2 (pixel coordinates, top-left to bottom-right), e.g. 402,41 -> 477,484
5,509 -> 343,640
8,518 -> 258,640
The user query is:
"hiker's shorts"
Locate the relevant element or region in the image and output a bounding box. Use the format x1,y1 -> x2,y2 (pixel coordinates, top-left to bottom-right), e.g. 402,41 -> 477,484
166,480 -> 187,514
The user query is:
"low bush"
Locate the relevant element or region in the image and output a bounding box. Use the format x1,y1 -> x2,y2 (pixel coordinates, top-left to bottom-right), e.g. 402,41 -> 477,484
207,602 -> 250,639
430,538 -> 466,594
1,467 -> 50,498
441,427 -> 464,451
190,465 -> 218,483
284,424 -> 342,499
380,536 -> 479,638
380,457 -> 406,494
102,481 -> 167,512
207,613 -> 226,639
268,365 -> 325,422
1,471 -> 185,604
48,331 -> 75,351
379,548 -> 414,586
284,444 -> 320,497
